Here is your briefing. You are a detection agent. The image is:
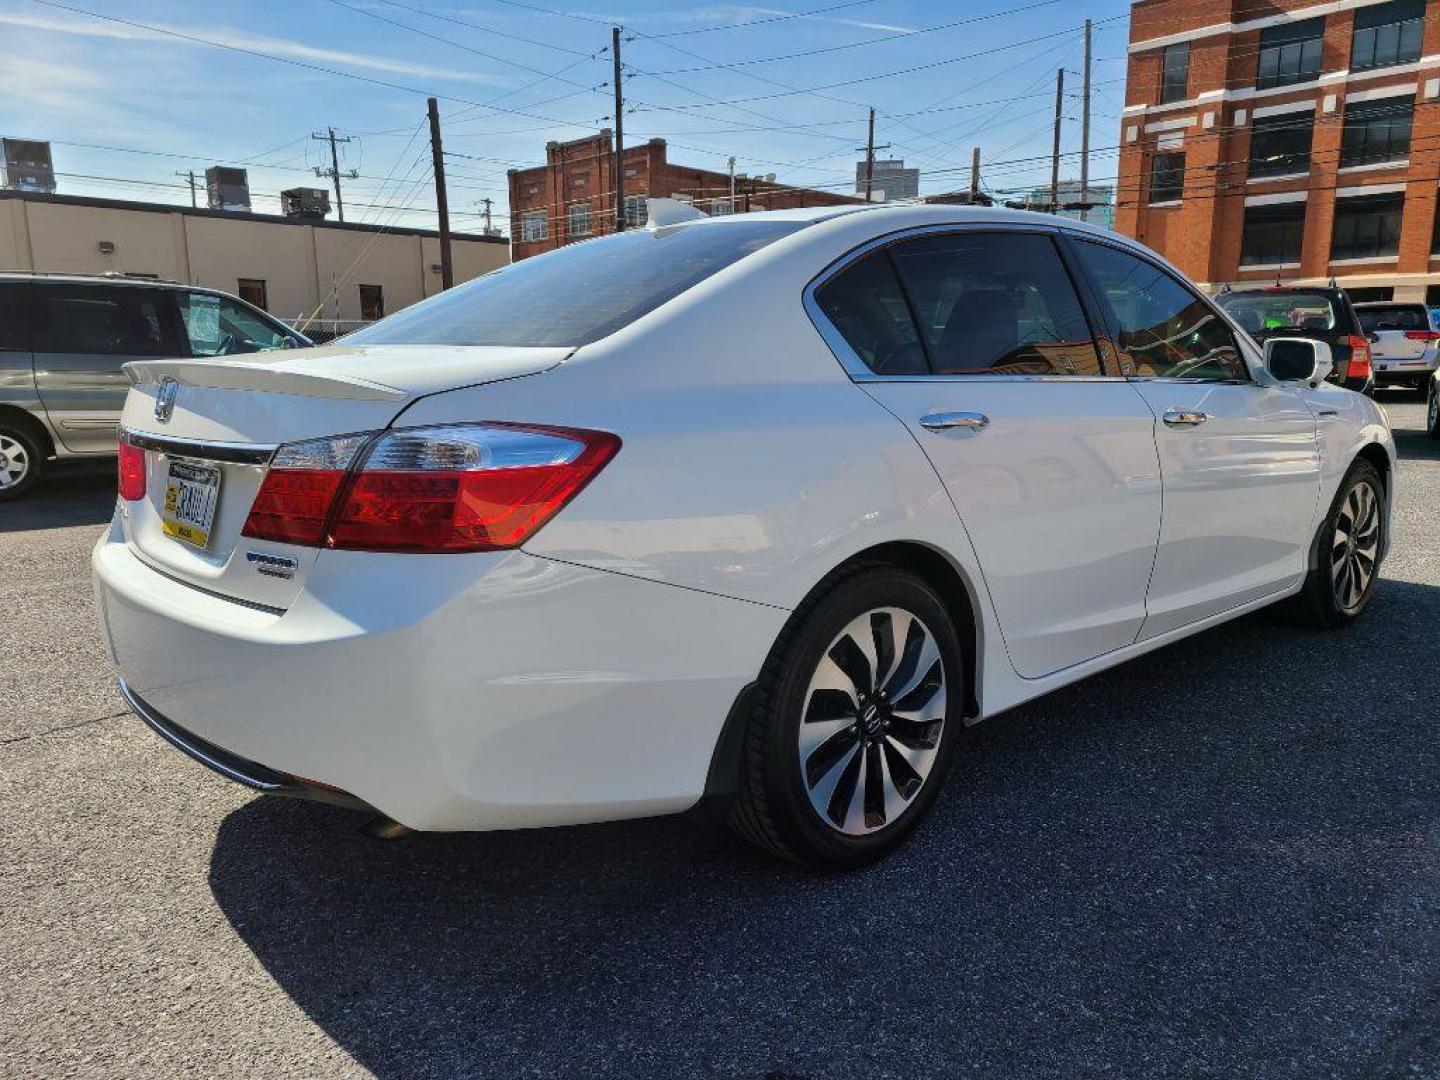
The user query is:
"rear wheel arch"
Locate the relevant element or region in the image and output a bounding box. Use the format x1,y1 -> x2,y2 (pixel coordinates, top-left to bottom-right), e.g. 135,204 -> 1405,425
0,405 -> 55,459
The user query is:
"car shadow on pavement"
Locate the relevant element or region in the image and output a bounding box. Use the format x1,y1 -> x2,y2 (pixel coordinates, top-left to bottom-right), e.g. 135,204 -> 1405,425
1391,423 -> 1440,462
208,576 -> 1440,1079
0,463 -> 114,532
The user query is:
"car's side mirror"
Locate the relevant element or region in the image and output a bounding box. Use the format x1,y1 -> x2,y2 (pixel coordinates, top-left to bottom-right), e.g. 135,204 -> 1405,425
1265,337 -> 1333,387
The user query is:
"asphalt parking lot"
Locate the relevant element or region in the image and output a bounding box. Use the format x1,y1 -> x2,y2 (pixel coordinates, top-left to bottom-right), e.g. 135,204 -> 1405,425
3,399 -> 1439,1079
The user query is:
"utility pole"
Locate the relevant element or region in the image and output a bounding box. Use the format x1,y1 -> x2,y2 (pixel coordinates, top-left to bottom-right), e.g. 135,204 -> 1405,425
175,169 -> 198,208
612,26 -> 626,232
478,197 -> 494,235
427,97 -> 454,290
856,108 -> 891,203
1080,18 -> 1092,222
1050,68 -> 1065,214
312,127 -> 358,222
969,148 -> 981,202
728,156 -> 736,213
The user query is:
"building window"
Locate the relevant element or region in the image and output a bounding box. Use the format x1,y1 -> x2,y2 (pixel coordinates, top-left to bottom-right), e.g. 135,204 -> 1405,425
1248,111 -> 1313,177
237,278 -> 268,310
1255,18 -> 1325,90
1340,98 -> 1413,167
359,284 -> 384,321
1332,193 -> 1404,260
1160,42 -> 1189,104
623,195 -> 648,227
710,198 -> 734,216
1352,0 -> 1424,72
1149,151 -> 1185,203
520,211 -> 547,242
566,202 -> 591,238
1241,201 -> 1306,266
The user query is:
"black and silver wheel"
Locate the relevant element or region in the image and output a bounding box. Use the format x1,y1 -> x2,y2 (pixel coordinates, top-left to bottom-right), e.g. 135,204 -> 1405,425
0,425 -> 42,501
730,566 -> 963,867
1427,379 -> 1440,440
1297,460 -> 1384,627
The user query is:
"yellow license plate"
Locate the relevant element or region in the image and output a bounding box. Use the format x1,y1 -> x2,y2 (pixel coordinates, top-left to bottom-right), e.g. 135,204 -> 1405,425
162,460 -> 221,550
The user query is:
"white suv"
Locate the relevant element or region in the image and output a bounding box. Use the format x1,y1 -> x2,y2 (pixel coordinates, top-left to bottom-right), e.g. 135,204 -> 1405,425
1355,300 -> 1440,393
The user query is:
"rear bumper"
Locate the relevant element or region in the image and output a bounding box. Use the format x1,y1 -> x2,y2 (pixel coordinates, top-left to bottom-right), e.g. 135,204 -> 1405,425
93,513 -> 785,831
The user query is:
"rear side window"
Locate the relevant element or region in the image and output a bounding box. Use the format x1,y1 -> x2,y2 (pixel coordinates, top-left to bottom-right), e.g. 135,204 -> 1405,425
813,252 -> 925,375
1074,240 -> 1246,381
34,285 -> 177,357
346,220 -> 804,348
0,284 -> 28,352
1357,304 -> 1429,332
888,232 -> 1101,376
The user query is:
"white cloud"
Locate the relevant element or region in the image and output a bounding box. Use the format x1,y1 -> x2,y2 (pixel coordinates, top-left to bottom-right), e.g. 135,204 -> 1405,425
0,12 -> 509,85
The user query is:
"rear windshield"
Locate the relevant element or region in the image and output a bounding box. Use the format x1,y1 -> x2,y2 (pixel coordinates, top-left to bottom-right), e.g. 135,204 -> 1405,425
1356,304 -> 1429,332
1215,291 -> 1340,336
345,220 -> 804,348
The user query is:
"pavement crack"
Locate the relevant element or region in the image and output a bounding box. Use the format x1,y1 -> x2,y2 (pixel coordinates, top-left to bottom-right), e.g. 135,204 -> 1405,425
1,710 -> 130,746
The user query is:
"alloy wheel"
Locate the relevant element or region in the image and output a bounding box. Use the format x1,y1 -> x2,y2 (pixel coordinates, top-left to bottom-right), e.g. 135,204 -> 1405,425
797,607 -> 947,836
1331,481 -> 1380,612
0,434 -> 30,490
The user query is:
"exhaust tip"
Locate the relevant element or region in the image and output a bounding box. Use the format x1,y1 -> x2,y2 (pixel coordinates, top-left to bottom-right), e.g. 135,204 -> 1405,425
360,815 -> 413,840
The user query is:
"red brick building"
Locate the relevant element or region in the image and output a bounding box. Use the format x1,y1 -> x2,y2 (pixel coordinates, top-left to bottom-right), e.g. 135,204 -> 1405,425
506,130 -> 860,260
1118,0 -> 1440,302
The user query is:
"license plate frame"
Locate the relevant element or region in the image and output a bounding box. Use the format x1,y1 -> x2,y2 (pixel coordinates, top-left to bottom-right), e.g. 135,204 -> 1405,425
162,459 -> 222,550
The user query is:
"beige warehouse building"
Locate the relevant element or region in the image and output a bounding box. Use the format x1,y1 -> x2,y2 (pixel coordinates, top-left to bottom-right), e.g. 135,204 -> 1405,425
0,190 -> 508,334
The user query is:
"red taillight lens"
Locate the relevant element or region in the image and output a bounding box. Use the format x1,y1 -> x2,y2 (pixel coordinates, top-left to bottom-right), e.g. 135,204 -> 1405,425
117,437 -> 146,501
1345,335 -> 1371,380
240,424 -> 620,554
329,423 -> 620,553
1403,330 -> 1440,341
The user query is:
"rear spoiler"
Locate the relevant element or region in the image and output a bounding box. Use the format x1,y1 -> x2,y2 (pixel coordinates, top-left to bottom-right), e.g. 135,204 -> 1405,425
123,358 -> 407,402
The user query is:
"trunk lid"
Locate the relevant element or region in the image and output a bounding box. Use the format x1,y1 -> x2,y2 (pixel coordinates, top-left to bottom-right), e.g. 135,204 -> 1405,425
116,343 -> 569,608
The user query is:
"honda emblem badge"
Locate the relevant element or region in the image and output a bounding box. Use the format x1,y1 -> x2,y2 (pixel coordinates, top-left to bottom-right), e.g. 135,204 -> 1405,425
154,377 -> 178,423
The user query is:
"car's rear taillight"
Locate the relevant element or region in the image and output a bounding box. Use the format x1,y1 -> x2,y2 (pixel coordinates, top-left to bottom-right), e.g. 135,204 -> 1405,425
241,424 -> 619,553
1404,330 -> 1440,341
117,436 -> 146,501
241,433 -> 369,546
1344,334 -> 1372,380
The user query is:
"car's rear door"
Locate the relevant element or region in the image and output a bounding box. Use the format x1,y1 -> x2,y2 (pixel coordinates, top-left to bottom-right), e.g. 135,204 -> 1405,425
32,283 -> 185,453
810,225 -> 1163,679
1067,237 -> 1321,640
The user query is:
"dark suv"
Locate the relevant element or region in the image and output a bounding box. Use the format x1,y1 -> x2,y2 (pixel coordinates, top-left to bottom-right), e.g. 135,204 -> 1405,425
0,274 -> 309,499
1214,285 -> 1374,394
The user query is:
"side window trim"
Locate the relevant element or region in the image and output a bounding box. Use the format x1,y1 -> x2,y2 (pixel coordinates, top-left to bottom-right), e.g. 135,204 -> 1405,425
803,222 -> 1129,383
1062,233 -> 1255,385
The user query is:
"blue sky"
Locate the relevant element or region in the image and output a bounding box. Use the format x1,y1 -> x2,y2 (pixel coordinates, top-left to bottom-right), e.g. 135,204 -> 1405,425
0,0 -> 1137,235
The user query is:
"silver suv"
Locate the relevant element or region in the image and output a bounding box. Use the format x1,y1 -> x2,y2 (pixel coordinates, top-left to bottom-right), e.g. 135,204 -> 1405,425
0,274 -> 309,499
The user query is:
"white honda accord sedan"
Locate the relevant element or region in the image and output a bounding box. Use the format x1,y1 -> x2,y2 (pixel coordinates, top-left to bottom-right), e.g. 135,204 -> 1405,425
94,204 -> 1395,867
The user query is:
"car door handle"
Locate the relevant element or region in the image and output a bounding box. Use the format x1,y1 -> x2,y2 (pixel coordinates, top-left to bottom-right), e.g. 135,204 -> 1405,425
1161,408 -> 1209,427
919,411 -> 990,432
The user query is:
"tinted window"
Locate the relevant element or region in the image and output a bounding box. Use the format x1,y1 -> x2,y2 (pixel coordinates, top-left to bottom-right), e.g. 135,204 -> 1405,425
347,220 -> 804,348
1216,291 -> 1340,337
1356,304 -> 1428,331
888,232 -> 1101,376
1149,152 -> 1185,203
35,286 -> 176,357
1075,241 -> 1246,381
813,252 -> 925,376
1332,192 -> 1405,260
1240,202 -> 1307,267
1160,43 -> 1189,104
1340,98 -> 1413,167
1352,0 -> 1423,71
179,292 -> 292,357
1256,18 -> 1324,89
0,284 -> 29,352
1249,111 -> 1313,177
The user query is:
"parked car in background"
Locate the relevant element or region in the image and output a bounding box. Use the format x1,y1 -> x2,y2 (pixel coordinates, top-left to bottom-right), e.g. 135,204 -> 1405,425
0,274 -> 309,500
1354,301 -> 1440,394
1214,285 -> 1374,395
94,204 -> 1395,868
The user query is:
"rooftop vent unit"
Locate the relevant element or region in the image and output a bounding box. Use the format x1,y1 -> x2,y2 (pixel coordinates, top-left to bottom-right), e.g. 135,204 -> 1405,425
2,139 -> 56,193
281,187 -> 331,220
205,166 -> 251,211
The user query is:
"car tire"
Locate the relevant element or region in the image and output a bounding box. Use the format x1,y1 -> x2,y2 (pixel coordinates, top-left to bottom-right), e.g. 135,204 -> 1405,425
0,423 -> 44,501
1428,380 -> 1440,440
1296,460 -> 1385,628
729,564 -> 965,868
